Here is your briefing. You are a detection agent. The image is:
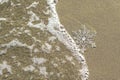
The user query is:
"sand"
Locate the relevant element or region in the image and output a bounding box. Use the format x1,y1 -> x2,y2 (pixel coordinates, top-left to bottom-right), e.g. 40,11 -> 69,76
57,0 -> 120,80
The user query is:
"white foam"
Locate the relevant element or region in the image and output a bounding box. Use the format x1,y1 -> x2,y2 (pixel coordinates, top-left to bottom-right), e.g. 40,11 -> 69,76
39,66 -> 48,77
46,0 -> 89,80
0,61 -> 12,75
33,48 -> 39,53
32,57 -> 47,65
0,18 -> 7,21
0,0 -> 90,79
27,11 -> 39,22
48,36 -> 57,42
65,55 -> 73,61
23,65 -> 35,72
55,46 -> 60,51
41,43 -> 52,53
26,1 -> 39,9
0,0 -> 9,4
0,39 -> 34,55
51,61 -> 58,67
27,11 -> 46,31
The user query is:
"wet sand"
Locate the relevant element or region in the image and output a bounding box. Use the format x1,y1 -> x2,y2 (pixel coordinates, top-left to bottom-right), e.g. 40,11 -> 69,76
57,0 -> 120,80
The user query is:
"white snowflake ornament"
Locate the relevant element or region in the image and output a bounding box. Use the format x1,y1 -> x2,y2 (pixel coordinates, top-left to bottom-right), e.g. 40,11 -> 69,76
72,25 -> 97,53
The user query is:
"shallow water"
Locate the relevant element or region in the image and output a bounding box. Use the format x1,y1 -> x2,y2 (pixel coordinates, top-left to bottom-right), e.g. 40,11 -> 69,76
0,0 -> 84,80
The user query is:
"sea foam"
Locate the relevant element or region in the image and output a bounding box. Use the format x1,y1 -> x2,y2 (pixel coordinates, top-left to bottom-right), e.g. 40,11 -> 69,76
46,0 -> 89,80
0,0 -> 90,79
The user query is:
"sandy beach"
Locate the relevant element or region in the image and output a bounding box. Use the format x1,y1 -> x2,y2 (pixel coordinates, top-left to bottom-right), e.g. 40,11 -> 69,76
57,0 -> 120,80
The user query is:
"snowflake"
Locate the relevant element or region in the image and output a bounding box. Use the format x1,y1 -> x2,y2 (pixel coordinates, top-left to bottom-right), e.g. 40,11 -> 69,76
72,25 -> 97,53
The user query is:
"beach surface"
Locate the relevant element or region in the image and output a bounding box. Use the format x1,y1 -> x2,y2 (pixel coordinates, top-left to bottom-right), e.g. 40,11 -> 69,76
57,0 -> 120,80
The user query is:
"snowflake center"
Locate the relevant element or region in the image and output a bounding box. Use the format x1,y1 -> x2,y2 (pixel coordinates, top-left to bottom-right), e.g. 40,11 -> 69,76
82,37 -> 86,41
